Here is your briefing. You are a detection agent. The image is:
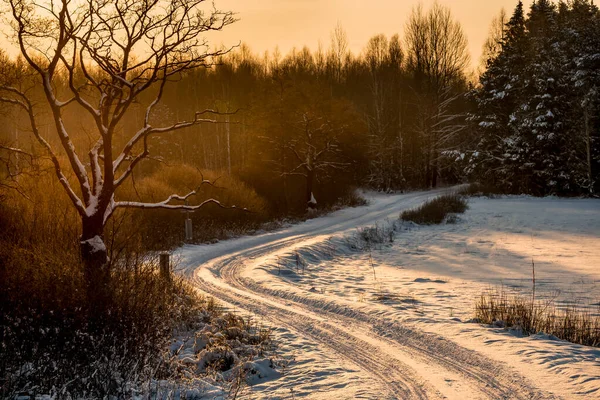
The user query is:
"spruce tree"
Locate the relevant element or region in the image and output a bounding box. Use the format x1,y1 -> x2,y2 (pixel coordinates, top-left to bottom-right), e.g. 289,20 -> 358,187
469,0 -> 600,195
468,1 -> 528,192
562,0 -> 600,194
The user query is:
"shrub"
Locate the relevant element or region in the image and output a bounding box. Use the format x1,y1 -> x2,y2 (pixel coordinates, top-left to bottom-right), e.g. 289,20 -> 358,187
116,164 -> 270,249
345,221 -> 396,251
0,161 -> 80,255
0,246 -> 212,398
335,188 -> 368,208
475,288 -> 600,347
0,163 -> 275,398
400,193 -> 468,224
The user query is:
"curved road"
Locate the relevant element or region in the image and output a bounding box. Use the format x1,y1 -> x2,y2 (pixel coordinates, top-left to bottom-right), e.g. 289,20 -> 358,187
179,189 -> 557,399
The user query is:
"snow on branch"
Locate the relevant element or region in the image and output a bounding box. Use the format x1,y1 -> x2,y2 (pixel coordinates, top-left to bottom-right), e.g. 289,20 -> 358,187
113,173 -> 248,213
0,144 -> 33,158
114,198 -> 247,212
114,190 -> 247,212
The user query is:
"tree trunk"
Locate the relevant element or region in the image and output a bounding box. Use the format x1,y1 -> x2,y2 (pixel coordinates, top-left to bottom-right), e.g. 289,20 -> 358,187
81,215 -> 108,270
424,148 -> 431,188
80,214 -> 110,309
584,107 -> 593,195
226,114 -> 232,176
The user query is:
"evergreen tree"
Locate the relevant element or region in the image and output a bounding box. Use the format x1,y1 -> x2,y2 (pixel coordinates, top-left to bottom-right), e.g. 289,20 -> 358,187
469,0 -> 600,195
467,1 -> 529,192
561,0 -> 600,194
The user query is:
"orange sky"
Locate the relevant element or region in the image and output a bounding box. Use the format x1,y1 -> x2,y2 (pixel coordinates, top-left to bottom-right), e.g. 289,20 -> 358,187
216,0 -> 534,69
0,1 -> 534,70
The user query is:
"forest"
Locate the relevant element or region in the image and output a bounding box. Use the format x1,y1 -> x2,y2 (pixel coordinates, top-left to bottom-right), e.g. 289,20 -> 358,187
0,0 -> 599,397
1,1 -> 599,244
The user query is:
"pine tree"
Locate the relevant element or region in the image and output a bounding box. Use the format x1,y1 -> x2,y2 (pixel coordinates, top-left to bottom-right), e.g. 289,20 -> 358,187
468,1 -> 529,192
515,0 -> 573,195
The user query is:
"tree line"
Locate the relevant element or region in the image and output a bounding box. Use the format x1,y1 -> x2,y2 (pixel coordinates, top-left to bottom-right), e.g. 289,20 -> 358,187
0,0 -> 598,268
0,1 -> 473,216
126,2 -> 475,215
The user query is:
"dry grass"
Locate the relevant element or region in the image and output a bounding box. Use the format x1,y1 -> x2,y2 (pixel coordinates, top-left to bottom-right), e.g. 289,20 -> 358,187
475,288 -> 600,347
347,221 -> 396,251
0,163 -> 273,398
0,238 -> 274,398
1,161 -> 272,253
0,248 -> 212,398
116,163 -> 270,249
400,193 -> 468,225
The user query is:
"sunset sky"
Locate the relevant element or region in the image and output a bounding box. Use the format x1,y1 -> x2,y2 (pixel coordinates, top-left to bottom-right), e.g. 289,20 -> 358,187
217,0 -> 533,69
0,1 -> 533,69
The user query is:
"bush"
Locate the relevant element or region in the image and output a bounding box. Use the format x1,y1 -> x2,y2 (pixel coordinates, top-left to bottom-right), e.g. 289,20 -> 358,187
400,193 -> 468,225
335,188 -> 368,208
0,162 -> 80,255
0,164 -> 275,398
0,246 -> 212,398
116,164 -> 270,250
475,288 -> 600,347
346,221 -> 396,251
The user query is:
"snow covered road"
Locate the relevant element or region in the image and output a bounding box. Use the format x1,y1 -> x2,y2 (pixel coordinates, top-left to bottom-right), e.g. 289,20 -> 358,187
179,190 -> 600,399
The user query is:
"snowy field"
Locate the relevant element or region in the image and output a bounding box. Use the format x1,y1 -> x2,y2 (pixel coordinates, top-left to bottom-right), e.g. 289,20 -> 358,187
179,190 -> 600,399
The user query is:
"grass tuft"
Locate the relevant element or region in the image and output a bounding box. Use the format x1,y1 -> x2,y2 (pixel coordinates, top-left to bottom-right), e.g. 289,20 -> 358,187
400,193 -> 468,225
346,221 -> 396,251
475,288 -> 600,347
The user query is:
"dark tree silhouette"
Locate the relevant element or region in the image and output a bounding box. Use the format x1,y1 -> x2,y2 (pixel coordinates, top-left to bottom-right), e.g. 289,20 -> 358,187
0,0 -> 236,276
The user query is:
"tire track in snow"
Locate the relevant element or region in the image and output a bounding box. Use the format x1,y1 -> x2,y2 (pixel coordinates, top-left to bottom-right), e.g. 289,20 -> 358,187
193,265 -> 435,399
183,188 -> 557,399
239,277 -> 556,400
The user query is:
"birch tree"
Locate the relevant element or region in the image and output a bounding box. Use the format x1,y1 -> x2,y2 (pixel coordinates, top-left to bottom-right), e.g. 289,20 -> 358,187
0,0 -> 236,275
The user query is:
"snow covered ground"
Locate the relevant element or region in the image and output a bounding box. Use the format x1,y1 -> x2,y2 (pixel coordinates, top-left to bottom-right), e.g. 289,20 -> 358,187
179,189 -> 600,399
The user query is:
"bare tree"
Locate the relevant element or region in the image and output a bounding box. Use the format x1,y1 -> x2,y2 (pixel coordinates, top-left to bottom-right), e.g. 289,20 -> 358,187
0,0 -> 236,275
315,41 -> 326,76
404,1 -> 469,187
364,35 -> 391,189
0,141 -> 36,198
405,2 -> 469,92
329,21 -> 349,83
480,8 -> 508,71
362,34 -> 407,191
283,112 -> 345,209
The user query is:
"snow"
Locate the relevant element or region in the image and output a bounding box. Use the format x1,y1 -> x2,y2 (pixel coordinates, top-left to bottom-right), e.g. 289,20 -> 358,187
478,121 -> 495,128
179,190 -> 600,399
237,359 -> 282,385
85,194 -> 99,217
81,235 -> 106,254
